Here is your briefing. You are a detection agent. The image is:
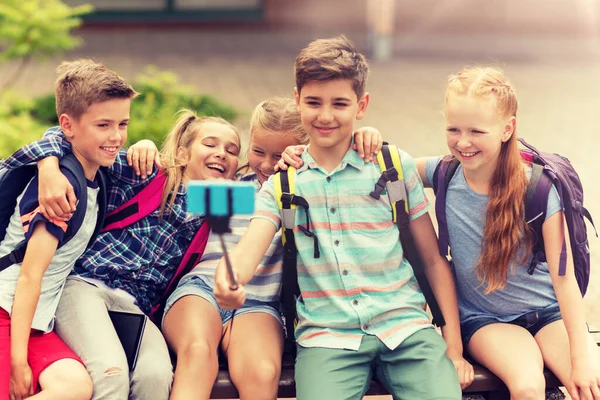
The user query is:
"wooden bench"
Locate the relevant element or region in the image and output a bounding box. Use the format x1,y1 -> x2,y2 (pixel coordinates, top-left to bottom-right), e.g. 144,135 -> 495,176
210,327 -> 600,399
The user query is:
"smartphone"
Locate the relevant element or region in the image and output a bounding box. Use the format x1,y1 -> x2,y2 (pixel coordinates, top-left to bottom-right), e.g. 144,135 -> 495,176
108,310 -> 147,371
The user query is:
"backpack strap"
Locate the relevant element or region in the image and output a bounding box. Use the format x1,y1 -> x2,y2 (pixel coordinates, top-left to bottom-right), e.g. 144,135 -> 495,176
0,154 -> 90,273
371,145 -> 446,327
274,167 -> 320,354
432,156 -> 459,258
149,221 -> 210,325
102,171 -> 167,232
524,163 -> 553,274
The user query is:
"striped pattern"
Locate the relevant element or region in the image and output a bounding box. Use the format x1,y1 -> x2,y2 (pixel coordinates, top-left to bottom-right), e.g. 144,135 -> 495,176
1,127 -> 203,314
253,146 -> 433,351
182,173 -> 284,302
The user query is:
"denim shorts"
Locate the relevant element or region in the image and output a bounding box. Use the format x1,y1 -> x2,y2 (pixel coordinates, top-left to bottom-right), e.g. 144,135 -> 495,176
163,274 -> 284,328
461,303 -> 563,344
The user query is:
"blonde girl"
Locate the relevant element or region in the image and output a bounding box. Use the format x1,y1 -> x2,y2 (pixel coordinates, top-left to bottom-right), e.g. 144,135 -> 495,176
418,66 -> 600,400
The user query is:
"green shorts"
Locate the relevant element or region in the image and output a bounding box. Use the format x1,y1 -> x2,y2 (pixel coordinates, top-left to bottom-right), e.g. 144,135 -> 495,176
295,327 -> 461,400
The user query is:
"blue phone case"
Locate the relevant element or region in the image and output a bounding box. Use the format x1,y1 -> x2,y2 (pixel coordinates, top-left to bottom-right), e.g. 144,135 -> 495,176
187,180 -> 255,216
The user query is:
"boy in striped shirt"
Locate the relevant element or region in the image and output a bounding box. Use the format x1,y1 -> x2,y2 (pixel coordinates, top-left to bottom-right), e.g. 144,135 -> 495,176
214,36 -> 469,399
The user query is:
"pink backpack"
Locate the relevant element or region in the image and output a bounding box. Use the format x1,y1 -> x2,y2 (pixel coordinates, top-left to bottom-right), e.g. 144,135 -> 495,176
101,171 -> 210,323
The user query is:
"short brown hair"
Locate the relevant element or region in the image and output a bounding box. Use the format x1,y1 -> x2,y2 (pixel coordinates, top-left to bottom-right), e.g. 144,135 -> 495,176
55,59 -> 138,120
294,35 -> 369,99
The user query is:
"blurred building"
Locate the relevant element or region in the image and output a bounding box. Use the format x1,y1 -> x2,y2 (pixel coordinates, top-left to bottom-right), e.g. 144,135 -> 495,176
65,0 -> 599,37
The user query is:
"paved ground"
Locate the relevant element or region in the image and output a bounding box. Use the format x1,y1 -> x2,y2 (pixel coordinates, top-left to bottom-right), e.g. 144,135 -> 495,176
2,27 -> 598,399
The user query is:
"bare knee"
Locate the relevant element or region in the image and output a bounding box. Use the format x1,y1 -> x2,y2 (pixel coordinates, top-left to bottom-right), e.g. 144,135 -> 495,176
231,358 -> 280,389
177,339 -> 218,367
47,372 -> 93,400
509,377 -> 546,400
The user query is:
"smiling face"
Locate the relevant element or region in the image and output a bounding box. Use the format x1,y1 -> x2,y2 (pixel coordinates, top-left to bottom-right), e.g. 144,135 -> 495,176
248,127 -> 300,184
61,98 -> 131,180
295,78 -> 369,163
179,121 -> 240,183
445,93 -> 515,178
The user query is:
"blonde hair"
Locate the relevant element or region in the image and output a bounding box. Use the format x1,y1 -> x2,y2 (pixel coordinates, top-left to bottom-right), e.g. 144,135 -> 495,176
446,66 -> 530,293
250,97 -> 308,145
159,110 -> 240,218
55,59 -> 138,120
294,35 -> 369,99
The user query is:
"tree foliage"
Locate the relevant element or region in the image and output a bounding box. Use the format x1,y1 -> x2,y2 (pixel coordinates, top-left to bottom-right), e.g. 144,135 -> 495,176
0,0 -> 93,89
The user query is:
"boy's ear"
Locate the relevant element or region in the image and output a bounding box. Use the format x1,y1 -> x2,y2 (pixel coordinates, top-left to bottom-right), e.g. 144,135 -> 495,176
355,92 -> 370,121
59,114 -> 76,139
501,116 -> 516,142
294,87 -> 301,111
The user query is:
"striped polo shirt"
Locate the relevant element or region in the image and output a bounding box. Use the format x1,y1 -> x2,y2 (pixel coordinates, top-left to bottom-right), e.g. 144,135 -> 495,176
185,173 -> 284,303
253,146 -> 433,351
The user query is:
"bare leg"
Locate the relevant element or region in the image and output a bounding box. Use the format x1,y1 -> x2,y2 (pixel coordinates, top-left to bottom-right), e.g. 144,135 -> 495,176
535,320 -> 600,399
35,358 -> 93,400
163,295 -> 223,400
467,323 -> 546,400
222,312 -> 284,400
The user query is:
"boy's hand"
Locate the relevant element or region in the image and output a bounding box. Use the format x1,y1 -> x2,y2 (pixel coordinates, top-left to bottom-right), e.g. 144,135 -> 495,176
38,157 -> 76,221
352,127 -> 383,163
127,139 -> 161,180
447,348 -> 474,390
10,362 -> 34,400
275,145 -> 306,172
213,259 -> 246,310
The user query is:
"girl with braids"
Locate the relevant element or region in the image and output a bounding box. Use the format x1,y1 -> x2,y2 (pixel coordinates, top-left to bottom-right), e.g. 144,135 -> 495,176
416,66 -> 600,399
161,97 -> 383,400
1,110 -> 241,399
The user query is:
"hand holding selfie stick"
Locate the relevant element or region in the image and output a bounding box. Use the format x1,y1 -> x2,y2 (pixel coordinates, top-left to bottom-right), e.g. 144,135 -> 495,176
186,181 -> 255,292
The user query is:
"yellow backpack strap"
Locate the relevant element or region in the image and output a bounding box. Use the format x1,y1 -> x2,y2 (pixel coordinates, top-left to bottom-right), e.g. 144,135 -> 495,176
274,167 -> 297,245
372,145 -> 447,328
274,167 -> 303,355
371,144 -> 408,222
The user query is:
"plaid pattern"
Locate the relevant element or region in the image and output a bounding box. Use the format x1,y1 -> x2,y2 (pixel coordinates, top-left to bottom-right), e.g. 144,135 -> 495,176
1,127 -> 203,314
254,146 -> 433,351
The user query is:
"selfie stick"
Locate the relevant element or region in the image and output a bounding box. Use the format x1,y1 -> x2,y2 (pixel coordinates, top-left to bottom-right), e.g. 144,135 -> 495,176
206,188 -> 238,290
187,181 -> 255,292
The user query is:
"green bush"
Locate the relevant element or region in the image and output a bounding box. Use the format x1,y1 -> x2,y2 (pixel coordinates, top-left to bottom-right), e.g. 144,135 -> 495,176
0,91 -> 46,159
128,66 -> 238,148
0,66 -> 238,159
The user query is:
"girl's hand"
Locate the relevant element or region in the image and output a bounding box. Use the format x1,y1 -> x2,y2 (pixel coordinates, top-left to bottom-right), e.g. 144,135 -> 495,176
352,127 -> 383,163
275,145 -> 306,172
10,362 -> 34,400
38,157 -> 76,221
567,361 -> 600,400
126,139 -> 161,179
447,349 -> 474,390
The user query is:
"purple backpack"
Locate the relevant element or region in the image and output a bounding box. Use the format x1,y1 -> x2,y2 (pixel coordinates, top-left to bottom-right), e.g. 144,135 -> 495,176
433,138 -> 597,295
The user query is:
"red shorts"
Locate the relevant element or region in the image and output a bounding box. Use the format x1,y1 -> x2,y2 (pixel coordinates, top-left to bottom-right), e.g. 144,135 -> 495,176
0,308 -> 83,396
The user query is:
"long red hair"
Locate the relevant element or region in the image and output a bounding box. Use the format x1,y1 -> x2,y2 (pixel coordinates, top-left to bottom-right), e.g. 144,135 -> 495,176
446,67 -> 531,293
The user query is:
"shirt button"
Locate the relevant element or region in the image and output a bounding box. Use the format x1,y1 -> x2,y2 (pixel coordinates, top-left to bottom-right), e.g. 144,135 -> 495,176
342,269 -> 348,276
326,176 -> 331,182
353,299 -> 358,305
363,323 -> 370,330
155,249 -> 161,255
330,207 -> 336,213
334,240 -> 340,246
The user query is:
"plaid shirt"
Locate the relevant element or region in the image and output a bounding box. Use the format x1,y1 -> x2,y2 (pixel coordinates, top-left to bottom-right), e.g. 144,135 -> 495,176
1,127 -> 203,314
